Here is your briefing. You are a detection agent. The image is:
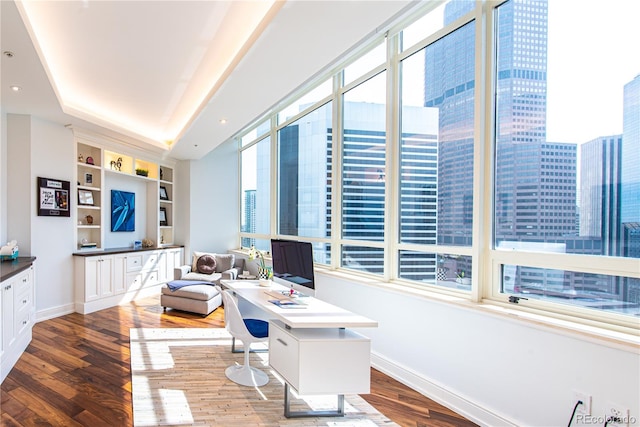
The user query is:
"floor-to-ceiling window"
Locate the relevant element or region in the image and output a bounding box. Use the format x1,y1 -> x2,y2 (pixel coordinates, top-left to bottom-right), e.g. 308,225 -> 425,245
491,0 -> 639,322
237,0 -> 639,333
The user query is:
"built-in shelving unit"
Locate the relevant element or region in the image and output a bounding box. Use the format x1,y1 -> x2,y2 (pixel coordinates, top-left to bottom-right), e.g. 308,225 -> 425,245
158,165 -> 174,245
77,142 -> 103,249
73,130 -> 176,250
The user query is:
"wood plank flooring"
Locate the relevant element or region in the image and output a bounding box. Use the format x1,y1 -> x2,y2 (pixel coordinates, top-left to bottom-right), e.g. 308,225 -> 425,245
1,296 -> 478,427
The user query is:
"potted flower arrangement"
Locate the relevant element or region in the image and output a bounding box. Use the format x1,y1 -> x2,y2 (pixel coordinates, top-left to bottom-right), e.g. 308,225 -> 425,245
135,168 -> 149,177
249,245 -> 273,280
456,270 -> 471,285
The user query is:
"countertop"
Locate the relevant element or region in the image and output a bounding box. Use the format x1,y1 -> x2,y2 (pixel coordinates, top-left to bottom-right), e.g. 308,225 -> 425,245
0,256 -> 37,282
72,245 -> 184,257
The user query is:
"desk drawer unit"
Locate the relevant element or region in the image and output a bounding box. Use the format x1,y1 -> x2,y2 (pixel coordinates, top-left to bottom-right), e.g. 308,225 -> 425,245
268,320 -> 371,395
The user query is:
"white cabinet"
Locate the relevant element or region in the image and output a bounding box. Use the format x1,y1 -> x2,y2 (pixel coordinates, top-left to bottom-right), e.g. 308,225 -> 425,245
83,256 -> 114,301
74,247 -> 183,314
1,263 -> 35,383
268,320 -> 371,395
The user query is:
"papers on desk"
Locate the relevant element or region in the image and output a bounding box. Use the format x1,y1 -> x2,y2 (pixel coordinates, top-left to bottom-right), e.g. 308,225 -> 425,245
269,299 -> 306,309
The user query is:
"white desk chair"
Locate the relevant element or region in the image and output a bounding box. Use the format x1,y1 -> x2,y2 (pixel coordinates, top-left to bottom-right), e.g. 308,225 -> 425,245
221,290 -> 269,386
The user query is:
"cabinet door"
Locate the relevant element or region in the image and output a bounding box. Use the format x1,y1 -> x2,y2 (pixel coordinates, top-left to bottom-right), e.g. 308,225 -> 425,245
113,255 -> 127,295
99,256 -> 114,298
2,278 -> 16,351
156,251 -> 168,282
84,257 -> 101,301
165,249 -> 183,281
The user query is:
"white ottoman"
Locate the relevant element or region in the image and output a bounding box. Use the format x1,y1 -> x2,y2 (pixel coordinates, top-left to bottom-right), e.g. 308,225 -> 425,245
161,282 -> 222,316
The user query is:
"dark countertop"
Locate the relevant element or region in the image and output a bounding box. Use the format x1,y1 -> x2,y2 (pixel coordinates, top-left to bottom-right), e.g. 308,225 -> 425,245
72,245 -> 184,257
0,256 -> 37,282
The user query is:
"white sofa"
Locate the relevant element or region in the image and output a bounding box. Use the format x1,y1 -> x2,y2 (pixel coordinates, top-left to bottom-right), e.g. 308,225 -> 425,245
160,252 -> 244,315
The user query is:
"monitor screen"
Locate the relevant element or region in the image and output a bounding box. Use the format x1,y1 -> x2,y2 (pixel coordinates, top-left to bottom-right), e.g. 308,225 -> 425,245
270,239 -> 315,292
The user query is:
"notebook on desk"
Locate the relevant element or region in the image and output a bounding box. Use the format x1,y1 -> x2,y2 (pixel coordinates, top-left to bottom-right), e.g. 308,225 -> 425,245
268,299 -> 306,309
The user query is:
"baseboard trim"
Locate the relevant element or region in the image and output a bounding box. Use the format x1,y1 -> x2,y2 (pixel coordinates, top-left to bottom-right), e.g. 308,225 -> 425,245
370,352 -> 516,427
36,303 -> 75,322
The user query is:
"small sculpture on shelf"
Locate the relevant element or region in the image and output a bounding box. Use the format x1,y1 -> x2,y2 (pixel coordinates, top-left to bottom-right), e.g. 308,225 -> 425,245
110,157 -> 123,171
142,238 -> 154,248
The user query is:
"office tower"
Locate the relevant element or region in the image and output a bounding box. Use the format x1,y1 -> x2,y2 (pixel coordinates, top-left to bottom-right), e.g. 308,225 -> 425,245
621,75 -> 640,225
269,101 -> 436,274
241,189 -> 257,249
580,136 -> 623,256
622,75 -> 640,303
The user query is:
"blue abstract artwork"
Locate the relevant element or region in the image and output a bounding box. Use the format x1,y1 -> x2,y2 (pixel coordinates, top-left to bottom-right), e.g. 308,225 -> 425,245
111,190 -> 135,232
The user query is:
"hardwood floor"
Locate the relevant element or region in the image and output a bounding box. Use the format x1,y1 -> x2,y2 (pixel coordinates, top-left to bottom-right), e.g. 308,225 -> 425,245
1,296 -> 477,427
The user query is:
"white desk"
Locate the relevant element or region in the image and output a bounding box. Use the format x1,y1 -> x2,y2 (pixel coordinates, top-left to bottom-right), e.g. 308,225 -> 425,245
220,279 -> 378,418
221,279 -> 378,329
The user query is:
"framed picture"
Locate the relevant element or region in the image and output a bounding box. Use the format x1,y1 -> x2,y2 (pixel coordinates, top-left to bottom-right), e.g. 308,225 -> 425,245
38,177 -> 71,217
84,172 -> 93,186
159,186 -> 169,200
159,207 -> 168,226
111,190 -> 135,232
78,189 -> 94,206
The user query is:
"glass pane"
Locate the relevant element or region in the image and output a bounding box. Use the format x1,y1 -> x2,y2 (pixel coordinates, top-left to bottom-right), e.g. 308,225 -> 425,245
241,119 -> 270,147
277,102 -> 333,239
343,41 -> 387,86
341,245 -> 384,275
494,0 -> 640,260
312,242 -> 331,267
502,265 -> 640,317
398,251 -> 472,291
241,136 -> 271,250
278,79 -> 333,125
401,0 -> 474,51
342,72 -> 387,242
400,21 -> 475,247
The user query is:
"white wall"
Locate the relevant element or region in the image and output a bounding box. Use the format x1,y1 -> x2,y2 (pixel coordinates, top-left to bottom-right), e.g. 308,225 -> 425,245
184,138 -> 239,262
6,114 -> 32,254
103,174 -> 149,248
316,273 -> 640,427
10,115 -> 77,319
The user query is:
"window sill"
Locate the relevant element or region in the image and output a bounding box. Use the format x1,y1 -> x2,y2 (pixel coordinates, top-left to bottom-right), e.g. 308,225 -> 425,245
315,266 -> 640,352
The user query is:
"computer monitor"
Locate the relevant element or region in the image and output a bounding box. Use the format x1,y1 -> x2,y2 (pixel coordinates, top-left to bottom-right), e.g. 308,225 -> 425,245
270,239 -> 315,297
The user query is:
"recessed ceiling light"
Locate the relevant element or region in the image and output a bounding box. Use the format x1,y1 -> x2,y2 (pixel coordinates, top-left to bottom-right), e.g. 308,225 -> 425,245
3,51 -> 15,58
219,119 -> 228,124
10,85 -> 22,92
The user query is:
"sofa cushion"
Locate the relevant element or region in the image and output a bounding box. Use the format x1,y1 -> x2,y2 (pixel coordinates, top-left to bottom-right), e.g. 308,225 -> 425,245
213,253 -> 235,272
183,271 -> 221,282
196,254 -> 217,274
161,283 -> 220,301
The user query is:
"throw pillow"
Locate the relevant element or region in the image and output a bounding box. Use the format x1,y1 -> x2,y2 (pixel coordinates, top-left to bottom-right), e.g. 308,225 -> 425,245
191,251 -> 212,272
214,253 -> 235,272
196,254 -> 217,274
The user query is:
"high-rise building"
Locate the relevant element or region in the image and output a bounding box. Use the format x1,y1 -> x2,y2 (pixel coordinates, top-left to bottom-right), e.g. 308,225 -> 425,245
580,135 -> 623,256
621,75 -> 640,225
241,189 -> 257,248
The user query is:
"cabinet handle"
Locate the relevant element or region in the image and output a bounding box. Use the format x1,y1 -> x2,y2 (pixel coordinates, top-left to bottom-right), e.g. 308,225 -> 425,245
23,299 -> 27,304
23,320 -> 27,325
276,338 -> 288,346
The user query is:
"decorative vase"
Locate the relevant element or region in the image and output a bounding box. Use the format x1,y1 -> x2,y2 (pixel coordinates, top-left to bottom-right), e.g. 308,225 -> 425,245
258,266 -> 272,280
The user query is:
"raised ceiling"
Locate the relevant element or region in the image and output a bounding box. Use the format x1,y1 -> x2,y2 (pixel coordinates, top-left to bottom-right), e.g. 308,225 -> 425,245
1,0 -> 414,160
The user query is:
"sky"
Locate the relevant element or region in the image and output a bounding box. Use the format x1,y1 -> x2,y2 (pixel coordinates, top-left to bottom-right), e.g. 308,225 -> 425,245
546,0 -> 640,144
